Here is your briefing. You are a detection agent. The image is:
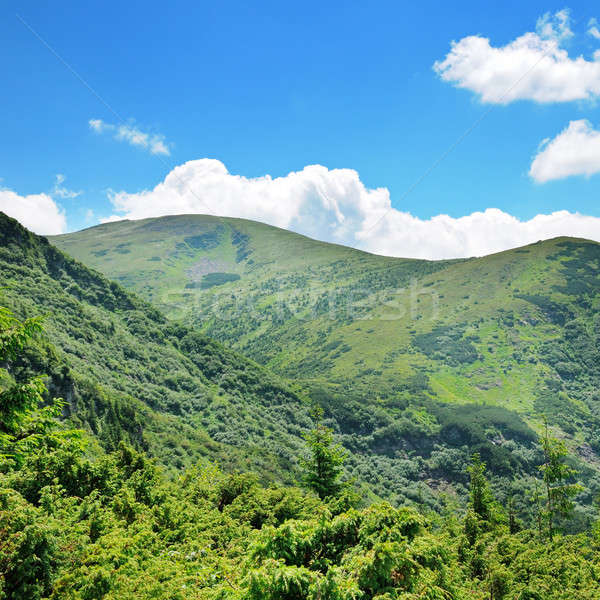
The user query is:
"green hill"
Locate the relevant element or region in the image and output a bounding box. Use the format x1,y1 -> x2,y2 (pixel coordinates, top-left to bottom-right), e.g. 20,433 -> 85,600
0,212 -> 315,481
51,215 -> 600,518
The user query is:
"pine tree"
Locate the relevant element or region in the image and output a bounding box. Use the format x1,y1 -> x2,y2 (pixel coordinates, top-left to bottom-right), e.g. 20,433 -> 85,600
531,479 -> 544,537
300,406 -> 346,500
539,418 -> 581,541
467,452 -> 494,521
507,494 -> 521,534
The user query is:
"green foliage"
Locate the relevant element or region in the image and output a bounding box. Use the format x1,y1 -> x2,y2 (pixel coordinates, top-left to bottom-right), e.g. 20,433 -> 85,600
301,408 -> 346,500
185,273 -> 240,290
0,324 -> 599,600
0,212 -> 314,481
539,422 -> 582,540
467,453 -> 495,521
49,214 -> 600,515
184,225 -> 224,250
0,490 -> 60,600
0,308 -> 81,468
413,325 -> 479,366
199,272 -> 241,289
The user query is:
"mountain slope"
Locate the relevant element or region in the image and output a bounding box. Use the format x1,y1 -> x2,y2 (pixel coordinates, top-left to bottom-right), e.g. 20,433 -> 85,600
0,212 -> 313,481
51,215 -> 600,425
51,215 -> 600,518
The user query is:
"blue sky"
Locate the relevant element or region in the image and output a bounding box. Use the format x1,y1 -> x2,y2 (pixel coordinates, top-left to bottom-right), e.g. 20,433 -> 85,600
2,1 -> 600,258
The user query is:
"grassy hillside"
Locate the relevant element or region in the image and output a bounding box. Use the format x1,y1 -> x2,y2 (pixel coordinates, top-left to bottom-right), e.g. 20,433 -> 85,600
51,215 -> 600,519
0,212 -> 315,482
50,216 -> 600,430
3,289 -> 599,599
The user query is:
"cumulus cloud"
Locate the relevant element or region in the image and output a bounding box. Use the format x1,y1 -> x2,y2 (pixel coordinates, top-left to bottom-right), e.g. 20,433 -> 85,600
104,158 -> 600,259
89,119 -> 170,155
588,18 -> 600,40
361,208 -> 600,259
529,120 -> 600,182
0,188 -> 67,235
434,9 -> 600,103
106,159 -> 390,244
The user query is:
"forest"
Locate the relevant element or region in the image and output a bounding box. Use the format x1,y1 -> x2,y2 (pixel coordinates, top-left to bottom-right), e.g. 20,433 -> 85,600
2,308 -> 600,599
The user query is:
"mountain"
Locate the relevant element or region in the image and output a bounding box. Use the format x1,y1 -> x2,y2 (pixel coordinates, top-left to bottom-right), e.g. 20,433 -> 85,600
51,214 -> 600,518
0,212 -> 315,481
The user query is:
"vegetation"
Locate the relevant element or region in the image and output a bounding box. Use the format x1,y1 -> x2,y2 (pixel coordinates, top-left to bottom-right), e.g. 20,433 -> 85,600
199,272 -> 241,289
0,212 -> 313,481
5,211 -> 600,594
2,310 -> 600,599
50,217 -> 600,466
300,407 -> 346,500
539,420 -> 582,541
19,212 -> 600,519
467,453 -> 495,521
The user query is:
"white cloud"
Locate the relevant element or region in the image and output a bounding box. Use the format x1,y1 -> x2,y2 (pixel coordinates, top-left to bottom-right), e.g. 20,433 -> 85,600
104,158 -> 600,259
89,119 -> 170,155
89,118 -> 107,133
361,208 -> 600,259
434,10 -> 600,103
0,188 -> 67,235
588,18 -> 600,40
536,9 -> 573,41
52,173 -> 81,199
529,119 -> 600,182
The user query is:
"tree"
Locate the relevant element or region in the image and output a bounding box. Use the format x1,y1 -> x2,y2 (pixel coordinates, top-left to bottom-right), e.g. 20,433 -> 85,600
530,479 -> 544,537
506,494 -> 521,534
0,307 -> 78,467
300,407 -> 346,500
467,453 -> 494,521
539,419 -> 581,541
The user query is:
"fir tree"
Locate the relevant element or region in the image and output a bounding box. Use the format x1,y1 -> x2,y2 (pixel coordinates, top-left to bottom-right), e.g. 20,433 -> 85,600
539,419 -> 581,540
300,406 -> 346,500
467,452 -> 494,521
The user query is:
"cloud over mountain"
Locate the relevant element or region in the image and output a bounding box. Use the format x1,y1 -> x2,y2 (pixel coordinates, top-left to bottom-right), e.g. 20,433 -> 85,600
104,158 -> 600,259
0,188 -> 66,234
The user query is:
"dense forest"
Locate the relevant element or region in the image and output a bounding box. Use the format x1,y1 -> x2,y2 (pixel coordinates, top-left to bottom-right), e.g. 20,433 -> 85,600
2,309 -> 600,599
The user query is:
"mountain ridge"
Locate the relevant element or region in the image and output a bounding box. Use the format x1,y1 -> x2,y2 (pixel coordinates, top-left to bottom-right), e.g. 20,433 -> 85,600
50,212 -> 600,520
52,213 -> 600,260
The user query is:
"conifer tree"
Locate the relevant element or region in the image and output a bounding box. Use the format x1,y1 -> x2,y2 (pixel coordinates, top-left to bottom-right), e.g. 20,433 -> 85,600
300,406 -> 346,500
539,419 -> 581,540
467,452 -> 494,521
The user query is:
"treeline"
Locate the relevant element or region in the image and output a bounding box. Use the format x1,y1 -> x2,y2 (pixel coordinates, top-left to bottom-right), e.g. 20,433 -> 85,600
1,309 -> 600,599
